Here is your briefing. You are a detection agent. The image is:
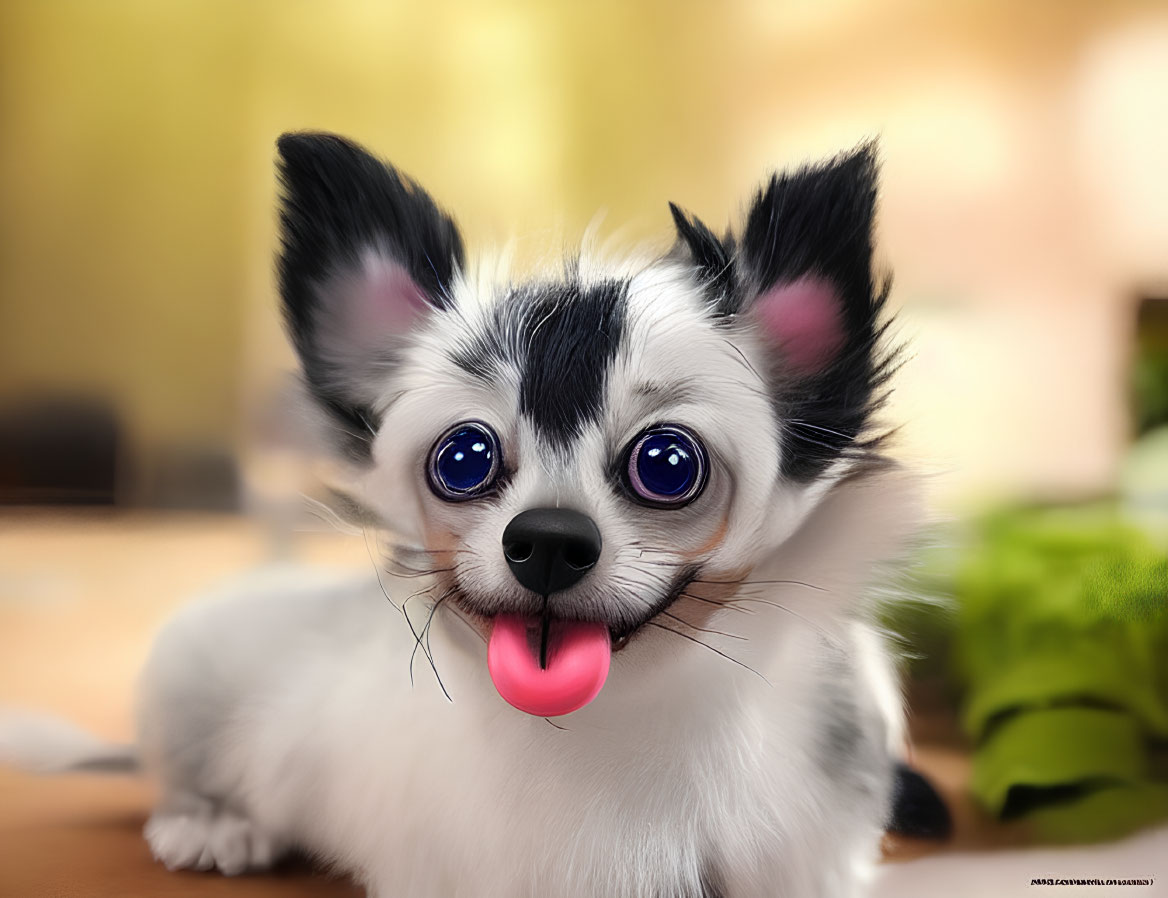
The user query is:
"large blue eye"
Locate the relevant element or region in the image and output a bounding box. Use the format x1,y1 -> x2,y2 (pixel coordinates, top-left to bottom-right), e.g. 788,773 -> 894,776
626,425 -> 707,507
428,422 -> 502,500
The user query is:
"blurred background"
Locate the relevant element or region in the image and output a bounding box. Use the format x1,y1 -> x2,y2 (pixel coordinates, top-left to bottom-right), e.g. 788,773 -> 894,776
2,0 -> 1166,513
1,0 -> 1167,885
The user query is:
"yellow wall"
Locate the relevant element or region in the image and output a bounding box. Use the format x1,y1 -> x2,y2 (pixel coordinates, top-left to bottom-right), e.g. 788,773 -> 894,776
2,0 -> 1166,507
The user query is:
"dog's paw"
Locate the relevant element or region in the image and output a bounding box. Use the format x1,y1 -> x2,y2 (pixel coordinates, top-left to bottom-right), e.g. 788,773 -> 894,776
145,807 -> 280,875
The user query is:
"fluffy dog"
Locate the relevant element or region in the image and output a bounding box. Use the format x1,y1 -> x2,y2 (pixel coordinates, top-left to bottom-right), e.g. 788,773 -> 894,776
2,133 -> 939,897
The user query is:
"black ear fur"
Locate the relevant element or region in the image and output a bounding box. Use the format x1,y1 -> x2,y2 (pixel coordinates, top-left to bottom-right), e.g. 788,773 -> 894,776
672,143 -> 895,481
669,203 -> 737,315
276,131 -> 464,458
739,141 -> 879,317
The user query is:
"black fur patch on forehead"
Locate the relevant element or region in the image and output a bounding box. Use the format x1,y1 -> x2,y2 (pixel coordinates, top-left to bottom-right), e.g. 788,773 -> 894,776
452,279 -> 627,449
520,281 -> 627,447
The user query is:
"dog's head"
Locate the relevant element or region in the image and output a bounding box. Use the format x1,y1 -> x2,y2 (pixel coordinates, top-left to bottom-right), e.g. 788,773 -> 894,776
276,132 -> 894,710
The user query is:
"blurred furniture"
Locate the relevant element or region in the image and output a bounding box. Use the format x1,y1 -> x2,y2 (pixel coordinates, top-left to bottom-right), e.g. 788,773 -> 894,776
0,397 -> 122,505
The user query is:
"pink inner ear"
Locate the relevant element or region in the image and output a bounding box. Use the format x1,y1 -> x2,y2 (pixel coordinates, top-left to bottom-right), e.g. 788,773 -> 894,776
753,276 -> 845,374
348,251 -> 430,336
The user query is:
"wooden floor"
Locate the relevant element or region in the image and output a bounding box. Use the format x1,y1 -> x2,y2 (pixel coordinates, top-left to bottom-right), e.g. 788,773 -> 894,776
0,509 -> 1008,897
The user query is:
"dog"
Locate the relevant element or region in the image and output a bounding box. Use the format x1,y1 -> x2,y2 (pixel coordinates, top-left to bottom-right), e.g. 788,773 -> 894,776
1,132 -> 946,896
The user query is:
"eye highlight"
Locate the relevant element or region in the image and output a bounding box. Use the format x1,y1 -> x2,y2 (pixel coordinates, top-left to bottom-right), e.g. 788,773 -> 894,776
427,421 -> 502,501
624,425 -> 708,507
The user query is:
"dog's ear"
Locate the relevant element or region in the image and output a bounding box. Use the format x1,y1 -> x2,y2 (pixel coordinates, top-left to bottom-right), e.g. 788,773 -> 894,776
672,143 -> 892,480
276,132 -> 464,458
669,202 -> 737,314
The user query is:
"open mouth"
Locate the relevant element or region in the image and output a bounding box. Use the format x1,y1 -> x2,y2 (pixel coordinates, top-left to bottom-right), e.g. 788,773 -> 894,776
473,567 -> 702,718
486,614 -> 612,717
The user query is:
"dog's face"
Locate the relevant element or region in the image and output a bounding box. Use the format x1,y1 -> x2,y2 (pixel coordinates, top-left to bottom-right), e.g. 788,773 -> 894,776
276,133 -> 890,656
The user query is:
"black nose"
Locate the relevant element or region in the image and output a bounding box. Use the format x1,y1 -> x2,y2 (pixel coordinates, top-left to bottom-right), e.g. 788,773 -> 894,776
502,508 -> 602,596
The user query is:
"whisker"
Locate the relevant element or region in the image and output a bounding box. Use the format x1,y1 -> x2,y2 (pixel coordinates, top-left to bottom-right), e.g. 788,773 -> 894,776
647,621 -> 770,685
727,596 -> 844,648
410,588 -> 454,694
364,526 -> 402,611
679,592 -> 753,614
405,592 -> 453,702
720,337 -> 765,384
787,419 -> 858,441
424,603 -> 439,660
402,581 -> 443,604
395,542 -> 458,555
660,609 -> 746,640
365,524 -> 453,701
696,577 -> 828,592
298,495 -> 364,536
421,585 -> 458,663
382,564 -> 456,580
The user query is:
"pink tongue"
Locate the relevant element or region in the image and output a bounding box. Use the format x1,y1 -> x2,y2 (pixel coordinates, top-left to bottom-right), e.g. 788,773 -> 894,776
487,615 -> 611,717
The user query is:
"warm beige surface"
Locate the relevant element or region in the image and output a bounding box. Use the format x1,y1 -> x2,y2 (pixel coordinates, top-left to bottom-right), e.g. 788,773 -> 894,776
0,509 -> 987,896
0,510 -> 368,896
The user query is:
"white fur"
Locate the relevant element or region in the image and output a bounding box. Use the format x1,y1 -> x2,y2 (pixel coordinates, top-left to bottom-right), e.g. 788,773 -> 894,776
123,466 -> 918,897
0,709 -> 136,773
2,238 -> 919,896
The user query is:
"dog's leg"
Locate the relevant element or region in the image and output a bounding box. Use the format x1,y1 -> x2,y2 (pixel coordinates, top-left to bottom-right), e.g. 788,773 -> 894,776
144,792 -> 284,876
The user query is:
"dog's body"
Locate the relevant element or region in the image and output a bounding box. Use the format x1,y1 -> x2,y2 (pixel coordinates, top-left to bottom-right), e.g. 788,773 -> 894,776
2,133 -> 932,896
136,469 -> 912,897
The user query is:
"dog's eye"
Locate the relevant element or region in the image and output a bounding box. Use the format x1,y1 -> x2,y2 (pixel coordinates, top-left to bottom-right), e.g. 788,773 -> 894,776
427,422 -> 502,500
624,425 -> 707,507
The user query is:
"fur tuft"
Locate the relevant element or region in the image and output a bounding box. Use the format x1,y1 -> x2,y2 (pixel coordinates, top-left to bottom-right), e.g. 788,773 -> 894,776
0,709 -> 139,774
888,762 -> 953,840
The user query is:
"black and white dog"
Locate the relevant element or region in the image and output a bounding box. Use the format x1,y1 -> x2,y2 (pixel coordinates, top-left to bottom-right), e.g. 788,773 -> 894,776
1,133 -> 946,896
